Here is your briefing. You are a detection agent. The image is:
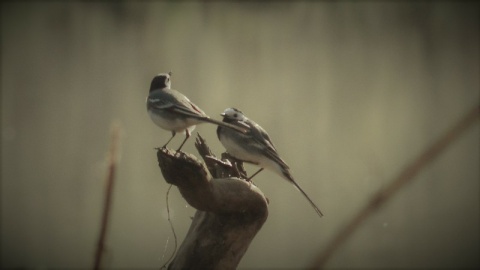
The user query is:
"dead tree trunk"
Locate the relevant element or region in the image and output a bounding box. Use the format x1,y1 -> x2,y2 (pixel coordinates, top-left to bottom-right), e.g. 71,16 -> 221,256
156,134 -> 269,270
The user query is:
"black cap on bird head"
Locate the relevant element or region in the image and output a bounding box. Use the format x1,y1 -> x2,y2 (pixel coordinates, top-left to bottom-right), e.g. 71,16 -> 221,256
149,72 -> 172,92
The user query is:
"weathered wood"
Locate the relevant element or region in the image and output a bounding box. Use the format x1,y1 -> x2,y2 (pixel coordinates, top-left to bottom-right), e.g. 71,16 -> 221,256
156,134 -> 268,270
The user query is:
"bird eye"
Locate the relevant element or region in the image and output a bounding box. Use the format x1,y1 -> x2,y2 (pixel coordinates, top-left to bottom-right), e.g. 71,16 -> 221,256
233,113 -> 238,118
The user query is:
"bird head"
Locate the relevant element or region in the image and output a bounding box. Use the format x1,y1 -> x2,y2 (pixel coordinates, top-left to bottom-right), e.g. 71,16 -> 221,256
220,108 -> 247,121
149,72 -> 172,92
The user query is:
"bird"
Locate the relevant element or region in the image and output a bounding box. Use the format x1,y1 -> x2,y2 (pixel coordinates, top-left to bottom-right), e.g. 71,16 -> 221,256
217,107 -> 324,217
146,73 -> 246,151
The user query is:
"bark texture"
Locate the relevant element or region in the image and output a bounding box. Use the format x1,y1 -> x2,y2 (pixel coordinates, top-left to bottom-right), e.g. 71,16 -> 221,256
156,134 -> 268,270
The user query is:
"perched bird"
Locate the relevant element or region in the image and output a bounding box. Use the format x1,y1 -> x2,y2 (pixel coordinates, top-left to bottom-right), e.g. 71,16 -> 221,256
217,107 -> 323,217
147,73 -> 245,151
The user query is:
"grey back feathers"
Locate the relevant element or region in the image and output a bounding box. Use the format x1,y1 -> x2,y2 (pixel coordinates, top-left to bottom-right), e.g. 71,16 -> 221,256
146,74 -> 246,151
146,74 -> 323,217
218,107 -> 324,217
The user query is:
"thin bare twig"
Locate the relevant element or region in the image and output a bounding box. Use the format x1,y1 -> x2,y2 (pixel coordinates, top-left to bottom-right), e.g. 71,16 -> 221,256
160,184 -> 178,269
312,104 -> 480,269
94,123 -> 121,270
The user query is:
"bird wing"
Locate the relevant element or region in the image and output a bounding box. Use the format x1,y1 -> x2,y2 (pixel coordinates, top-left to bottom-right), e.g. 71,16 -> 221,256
148,89 -> 209,119
247,119 -> 290,169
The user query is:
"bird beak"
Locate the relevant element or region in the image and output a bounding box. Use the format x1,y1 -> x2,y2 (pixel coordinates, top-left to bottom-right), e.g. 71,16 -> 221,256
220,113 -> 226,117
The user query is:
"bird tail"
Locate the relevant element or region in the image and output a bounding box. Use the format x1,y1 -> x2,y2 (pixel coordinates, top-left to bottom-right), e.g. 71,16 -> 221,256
283,170 -> 324,217
202,117 -> 248,134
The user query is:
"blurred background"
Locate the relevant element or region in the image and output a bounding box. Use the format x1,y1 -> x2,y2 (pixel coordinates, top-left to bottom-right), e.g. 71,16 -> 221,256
1,2 -> 479,269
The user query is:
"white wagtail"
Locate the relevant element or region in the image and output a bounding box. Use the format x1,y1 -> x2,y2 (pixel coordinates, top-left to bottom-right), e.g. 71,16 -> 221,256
217,108 -> 324,217
147,73 -> 246,151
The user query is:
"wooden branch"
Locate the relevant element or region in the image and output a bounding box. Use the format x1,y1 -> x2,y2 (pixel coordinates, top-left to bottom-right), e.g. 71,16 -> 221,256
156,134 -> 268,269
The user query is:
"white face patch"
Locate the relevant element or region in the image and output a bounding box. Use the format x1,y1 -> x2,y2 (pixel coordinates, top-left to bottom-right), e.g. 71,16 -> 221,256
222,108 -> 247,121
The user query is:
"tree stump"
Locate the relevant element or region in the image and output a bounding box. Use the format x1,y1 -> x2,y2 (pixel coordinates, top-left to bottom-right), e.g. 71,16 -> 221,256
156,134 -> 269,270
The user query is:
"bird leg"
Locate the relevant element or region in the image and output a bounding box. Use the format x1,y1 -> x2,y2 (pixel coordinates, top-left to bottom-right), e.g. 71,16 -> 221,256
163,131 -> 176,148
176,129 -> 191,152
246,168 -> 264,182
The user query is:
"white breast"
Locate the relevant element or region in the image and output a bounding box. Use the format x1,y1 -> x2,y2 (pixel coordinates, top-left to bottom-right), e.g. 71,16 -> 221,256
148,110 -> 198,133
219,132 -> 285,178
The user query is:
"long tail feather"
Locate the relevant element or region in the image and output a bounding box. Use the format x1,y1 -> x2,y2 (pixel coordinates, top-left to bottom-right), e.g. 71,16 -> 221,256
202,117 -> 248,133
284,172 -> 324,217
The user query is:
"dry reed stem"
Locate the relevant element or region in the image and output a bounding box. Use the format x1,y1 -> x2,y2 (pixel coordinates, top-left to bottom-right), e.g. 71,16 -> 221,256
93,123 -> 121,270
312,104 -> 479,269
